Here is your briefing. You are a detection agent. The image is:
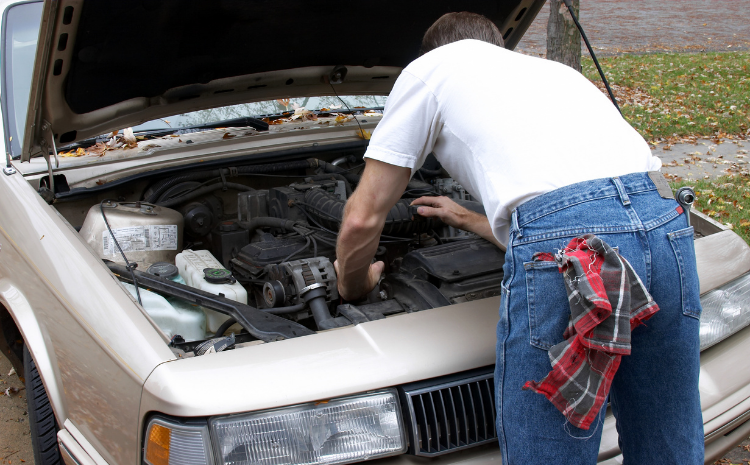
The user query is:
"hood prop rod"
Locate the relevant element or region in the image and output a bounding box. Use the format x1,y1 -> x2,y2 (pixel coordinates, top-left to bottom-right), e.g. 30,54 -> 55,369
39,121 -> 60,194
561,0 -> 622,116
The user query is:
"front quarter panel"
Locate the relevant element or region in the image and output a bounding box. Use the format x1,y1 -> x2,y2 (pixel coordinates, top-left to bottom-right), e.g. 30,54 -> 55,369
0,167 -> 174,464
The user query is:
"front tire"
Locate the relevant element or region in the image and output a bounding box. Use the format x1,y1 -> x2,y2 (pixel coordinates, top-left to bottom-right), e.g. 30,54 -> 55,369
23,344 -> 62,464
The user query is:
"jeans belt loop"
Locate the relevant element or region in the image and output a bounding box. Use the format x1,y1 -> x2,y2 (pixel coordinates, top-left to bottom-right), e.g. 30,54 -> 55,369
612,176 -> 631,206
511,209 -> 523,238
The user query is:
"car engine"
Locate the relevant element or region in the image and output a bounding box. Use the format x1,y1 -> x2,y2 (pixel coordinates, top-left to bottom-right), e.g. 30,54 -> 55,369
74,156 -> 505,352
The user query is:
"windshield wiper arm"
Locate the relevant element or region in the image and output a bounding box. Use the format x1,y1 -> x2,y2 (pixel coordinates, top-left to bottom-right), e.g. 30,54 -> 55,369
134,116 -> 269,138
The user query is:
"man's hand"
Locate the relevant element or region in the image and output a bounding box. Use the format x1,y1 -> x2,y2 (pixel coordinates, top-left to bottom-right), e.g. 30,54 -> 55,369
334,259 -> 384,301
411,196 -> 505,250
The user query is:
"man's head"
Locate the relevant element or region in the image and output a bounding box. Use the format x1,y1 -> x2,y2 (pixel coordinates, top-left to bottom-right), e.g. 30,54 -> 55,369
421,11 -> 505,55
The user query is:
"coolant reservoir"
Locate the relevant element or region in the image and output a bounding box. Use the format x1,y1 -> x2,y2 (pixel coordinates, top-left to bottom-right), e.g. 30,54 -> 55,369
79,201 -> 183,270
175,249 -> 247,333
122,283 -> 206,342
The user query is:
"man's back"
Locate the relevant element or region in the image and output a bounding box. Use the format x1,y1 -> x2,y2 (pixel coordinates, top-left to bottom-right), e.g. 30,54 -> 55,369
367,39 -> 660,245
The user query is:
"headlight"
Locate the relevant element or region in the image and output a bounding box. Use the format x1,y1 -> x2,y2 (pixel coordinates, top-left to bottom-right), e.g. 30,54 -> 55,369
700,271 -> 750,351
144,417 -> 213,465
210,389 -> 406,465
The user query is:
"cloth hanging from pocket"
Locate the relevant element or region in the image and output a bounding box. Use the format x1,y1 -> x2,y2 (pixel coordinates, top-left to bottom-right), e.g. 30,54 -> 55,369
523,234 -> 659,430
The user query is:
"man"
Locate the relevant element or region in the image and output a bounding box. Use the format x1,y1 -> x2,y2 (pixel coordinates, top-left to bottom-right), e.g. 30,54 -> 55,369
334,11 -> 703,465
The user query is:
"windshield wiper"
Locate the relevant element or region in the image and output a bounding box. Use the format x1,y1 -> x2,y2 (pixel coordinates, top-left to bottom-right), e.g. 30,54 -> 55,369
57,116 -> 270,152
134,115 -> 269,139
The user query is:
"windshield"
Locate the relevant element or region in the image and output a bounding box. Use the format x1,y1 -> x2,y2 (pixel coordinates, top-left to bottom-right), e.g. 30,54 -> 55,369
130,95 -> 388,132
1,1 -> 43,159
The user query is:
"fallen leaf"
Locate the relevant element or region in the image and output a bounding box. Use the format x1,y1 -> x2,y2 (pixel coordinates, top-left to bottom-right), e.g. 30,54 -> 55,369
740,220 -> 750,227
222,133 -> 235,139
356,129 -> 371,140
4,386 -> 23,396
123,127 -> 137,148
59,147 -> 87,157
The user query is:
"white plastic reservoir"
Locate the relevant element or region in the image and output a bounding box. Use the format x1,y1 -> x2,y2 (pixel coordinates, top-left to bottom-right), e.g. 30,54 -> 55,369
175,249 -> 247,333
122,283 -> 206,342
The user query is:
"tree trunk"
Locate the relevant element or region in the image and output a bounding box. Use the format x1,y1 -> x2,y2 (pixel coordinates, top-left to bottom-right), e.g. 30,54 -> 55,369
547,0 -> 582,73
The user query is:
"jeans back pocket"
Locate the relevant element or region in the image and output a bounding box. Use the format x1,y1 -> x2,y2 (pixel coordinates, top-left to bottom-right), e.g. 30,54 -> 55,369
668,226 -> 702,319
524,260 -> 571,350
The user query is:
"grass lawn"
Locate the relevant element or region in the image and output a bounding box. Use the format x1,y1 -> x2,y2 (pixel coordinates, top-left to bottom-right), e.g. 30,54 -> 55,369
581,51 -> 750,243
582,52 -> 750,143
671,175 -> 750,244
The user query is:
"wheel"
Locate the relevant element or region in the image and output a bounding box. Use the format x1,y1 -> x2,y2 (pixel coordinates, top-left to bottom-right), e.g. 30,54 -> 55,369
23,344 -> 63,464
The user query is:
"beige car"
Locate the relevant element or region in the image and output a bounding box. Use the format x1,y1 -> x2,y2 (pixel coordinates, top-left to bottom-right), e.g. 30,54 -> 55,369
1,1 -> 750,464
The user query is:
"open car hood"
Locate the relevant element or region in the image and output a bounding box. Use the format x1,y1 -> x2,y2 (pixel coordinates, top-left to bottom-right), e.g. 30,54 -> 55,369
21,0 -> 545,162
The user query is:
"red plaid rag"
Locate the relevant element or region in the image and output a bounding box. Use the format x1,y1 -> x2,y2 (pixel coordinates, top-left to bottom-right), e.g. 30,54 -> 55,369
523,234 -> 659,430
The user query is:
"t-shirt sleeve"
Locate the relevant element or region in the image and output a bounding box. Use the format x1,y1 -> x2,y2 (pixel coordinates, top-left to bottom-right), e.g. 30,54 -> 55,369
364,70 -> 440,177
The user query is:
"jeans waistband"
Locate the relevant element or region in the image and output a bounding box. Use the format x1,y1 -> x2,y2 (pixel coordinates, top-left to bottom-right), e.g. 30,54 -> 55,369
514,172 -> 660,228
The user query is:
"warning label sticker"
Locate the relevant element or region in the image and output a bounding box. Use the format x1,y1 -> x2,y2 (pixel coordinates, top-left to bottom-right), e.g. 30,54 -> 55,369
102,225 -> 178,256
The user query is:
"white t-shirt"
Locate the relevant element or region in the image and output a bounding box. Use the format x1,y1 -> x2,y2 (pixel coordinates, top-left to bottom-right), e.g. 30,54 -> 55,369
364,39 -> 660,247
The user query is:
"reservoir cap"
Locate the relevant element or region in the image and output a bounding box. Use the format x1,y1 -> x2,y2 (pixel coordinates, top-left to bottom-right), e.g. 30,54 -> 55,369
147,262 -> 179,280
203,268 -> 235,284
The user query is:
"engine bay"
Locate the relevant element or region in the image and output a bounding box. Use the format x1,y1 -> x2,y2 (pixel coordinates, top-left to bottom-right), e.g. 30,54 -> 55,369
59,153 -> 505,355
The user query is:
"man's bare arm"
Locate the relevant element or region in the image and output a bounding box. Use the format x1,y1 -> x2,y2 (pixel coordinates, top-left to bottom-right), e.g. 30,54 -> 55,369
411,196 -> 505,251
335,159 -> 412,300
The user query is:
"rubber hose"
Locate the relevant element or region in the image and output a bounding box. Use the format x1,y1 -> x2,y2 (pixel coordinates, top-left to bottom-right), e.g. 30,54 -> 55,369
155,182 -> 253,208
144,171 -> 222,203
237,217 -> 298,233
318,160 -> 361,186
418,167 -> 443,177
145,159 -> 319,203
302,189 -> 442,236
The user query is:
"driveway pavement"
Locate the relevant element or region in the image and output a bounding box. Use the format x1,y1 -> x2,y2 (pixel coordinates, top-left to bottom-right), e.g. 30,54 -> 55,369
517,0 -> 750,57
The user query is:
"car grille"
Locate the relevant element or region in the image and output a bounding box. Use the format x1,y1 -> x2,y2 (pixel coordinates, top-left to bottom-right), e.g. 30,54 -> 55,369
400,368 -> 497,457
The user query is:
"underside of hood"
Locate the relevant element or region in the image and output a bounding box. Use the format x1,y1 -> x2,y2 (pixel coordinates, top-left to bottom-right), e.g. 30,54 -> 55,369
22,0 -> 545,161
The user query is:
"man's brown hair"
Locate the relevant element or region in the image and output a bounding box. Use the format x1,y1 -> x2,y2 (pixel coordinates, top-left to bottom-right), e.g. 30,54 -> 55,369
421,11 -> 505,55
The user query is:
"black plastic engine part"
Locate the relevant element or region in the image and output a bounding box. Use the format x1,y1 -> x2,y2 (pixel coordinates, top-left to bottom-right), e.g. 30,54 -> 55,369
211,221 -> 250,268
238,190 -> 270,222
180,195 -> 223,237
336,300 -> 405,324
268,186 -> 307,222
399,238 -> 505,283
107,261 -> 314,342
381,273 -> 451,311
302,189 -> 442,236
233,233 -> 335,276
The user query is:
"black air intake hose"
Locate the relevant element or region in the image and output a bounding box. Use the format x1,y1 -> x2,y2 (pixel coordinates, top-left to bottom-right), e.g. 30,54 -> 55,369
317,160 -> 361,186
144,159 -> 320,203
302,189 -> 442,236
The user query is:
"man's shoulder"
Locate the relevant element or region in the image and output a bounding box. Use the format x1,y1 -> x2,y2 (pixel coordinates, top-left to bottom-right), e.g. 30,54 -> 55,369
404,40 -> 509,79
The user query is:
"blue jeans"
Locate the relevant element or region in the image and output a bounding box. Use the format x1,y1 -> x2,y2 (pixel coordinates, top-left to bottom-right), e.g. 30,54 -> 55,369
494,172 -> 704,464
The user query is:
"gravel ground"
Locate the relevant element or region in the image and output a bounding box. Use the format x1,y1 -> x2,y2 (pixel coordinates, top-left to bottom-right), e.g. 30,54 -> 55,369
0,355 -> 32,464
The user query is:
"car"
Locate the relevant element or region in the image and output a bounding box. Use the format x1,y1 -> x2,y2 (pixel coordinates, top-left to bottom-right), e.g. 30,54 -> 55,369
1,1 -> 750,464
